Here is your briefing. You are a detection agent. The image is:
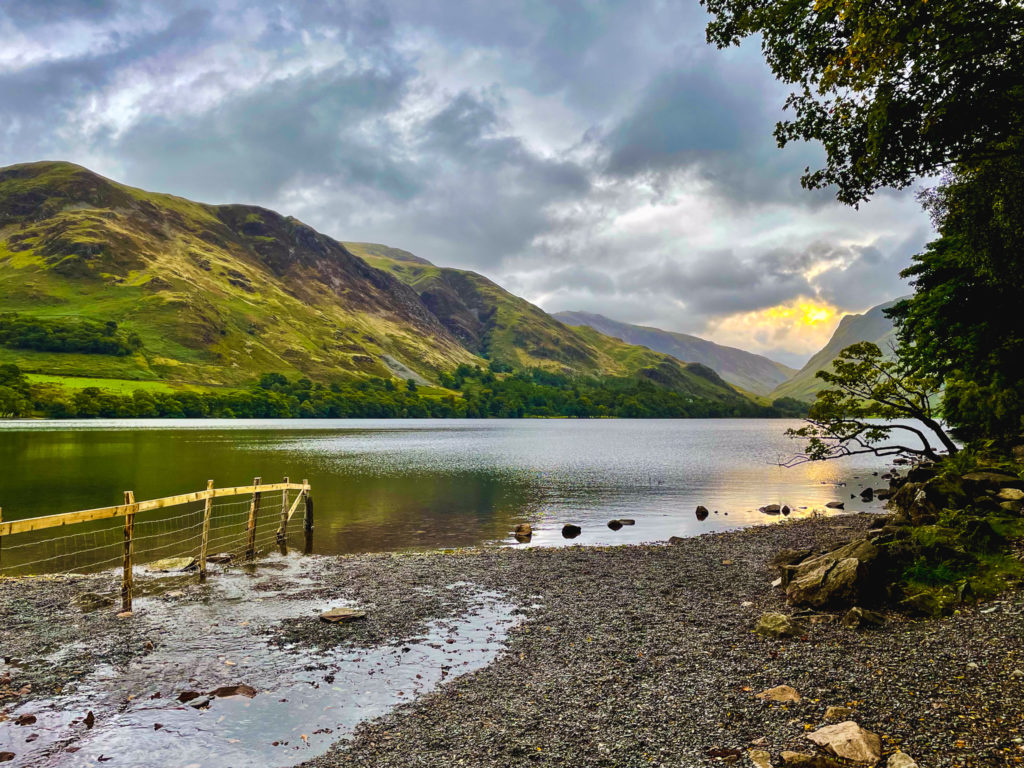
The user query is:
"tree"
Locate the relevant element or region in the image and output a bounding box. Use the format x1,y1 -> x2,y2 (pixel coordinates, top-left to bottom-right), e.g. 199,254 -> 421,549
888,143 -> 1024,443
0,385 -> 29,417
783,342 -> 957,466
702,0 -> 1024,204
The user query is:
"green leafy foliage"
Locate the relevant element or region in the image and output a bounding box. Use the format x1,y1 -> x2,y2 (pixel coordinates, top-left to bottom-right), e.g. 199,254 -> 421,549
7,363 -> 799,420
889,142 -> 1024,444
784,341 -> 957,464
702,0 -> 1024,204
0,313 -> 142,356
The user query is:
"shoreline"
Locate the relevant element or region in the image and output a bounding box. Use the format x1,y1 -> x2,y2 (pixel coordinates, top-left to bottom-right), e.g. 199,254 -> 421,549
2,516 -> 1021,766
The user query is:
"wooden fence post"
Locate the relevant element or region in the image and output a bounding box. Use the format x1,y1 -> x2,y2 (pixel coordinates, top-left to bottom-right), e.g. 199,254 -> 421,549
121,491 -> 137,613
246,477 -> 262,560
277,476 -> 289,551
0,507 -> 4,574
199,479 -> 213,582
302,479 -> 313,555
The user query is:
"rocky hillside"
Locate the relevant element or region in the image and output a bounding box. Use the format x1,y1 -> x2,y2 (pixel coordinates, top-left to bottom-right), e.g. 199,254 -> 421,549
346,243 -> 748,403
0,161 -> 750,406
770,299 -> 902,402
0,161 -> 479,386
553,311 -> 796,396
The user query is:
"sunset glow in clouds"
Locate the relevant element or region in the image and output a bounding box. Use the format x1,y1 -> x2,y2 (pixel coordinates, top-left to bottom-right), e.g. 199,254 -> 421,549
705,299 -> 841,359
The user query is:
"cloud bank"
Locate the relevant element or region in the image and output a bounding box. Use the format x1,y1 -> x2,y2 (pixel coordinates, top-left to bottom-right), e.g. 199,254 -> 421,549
0,0 -> 932,365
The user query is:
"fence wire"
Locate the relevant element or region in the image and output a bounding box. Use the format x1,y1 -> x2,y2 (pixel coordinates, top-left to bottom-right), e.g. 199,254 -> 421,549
0,485 -> 309,640
0,487 -> 303,580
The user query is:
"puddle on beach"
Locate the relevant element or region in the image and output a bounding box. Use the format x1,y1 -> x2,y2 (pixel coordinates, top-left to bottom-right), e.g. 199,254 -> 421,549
0,557 -> 521,767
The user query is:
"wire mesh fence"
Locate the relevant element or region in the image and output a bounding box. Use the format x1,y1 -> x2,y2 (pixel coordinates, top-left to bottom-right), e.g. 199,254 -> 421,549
0,478 -> 312,614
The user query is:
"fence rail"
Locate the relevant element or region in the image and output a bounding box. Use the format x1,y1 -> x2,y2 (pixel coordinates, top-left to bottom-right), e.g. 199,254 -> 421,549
0,477 -> 314,614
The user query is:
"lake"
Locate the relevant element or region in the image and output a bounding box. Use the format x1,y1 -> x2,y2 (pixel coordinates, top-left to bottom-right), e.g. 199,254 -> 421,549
0,419 -> 891,575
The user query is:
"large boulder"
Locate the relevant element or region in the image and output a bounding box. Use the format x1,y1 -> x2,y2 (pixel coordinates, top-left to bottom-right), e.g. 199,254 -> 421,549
787,557 -> 862,608
784,538 -> 880,608
806,721 -> 881,763
770,548 -> 812,570
962,470 -> 1023,492
905,463 -> 937,483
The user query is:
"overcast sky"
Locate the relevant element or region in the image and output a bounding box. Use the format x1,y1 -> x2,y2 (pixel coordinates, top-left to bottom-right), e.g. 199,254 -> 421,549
0,0 -> 931,367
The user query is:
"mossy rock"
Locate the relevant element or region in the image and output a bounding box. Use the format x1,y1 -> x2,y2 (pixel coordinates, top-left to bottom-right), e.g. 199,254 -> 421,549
900,586 -> 959,616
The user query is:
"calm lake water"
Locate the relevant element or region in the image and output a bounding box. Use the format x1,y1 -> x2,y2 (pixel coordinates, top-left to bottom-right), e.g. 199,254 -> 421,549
0,419 -> 891,574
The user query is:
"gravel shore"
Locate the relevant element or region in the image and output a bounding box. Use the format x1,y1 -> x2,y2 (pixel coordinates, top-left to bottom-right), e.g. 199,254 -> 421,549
300,515 -> 1024,768
3,515 -> 1022,767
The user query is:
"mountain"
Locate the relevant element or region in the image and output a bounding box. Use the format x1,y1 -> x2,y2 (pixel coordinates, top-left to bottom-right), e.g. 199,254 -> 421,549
552,311 -> 797,396
345,243 -> 749,404
769,299 -> 902,402
0,161 -> 748,407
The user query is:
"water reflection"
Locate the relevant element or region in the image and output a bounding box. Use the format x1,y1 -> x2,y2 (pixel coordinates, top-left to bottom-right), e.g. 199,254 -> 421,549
0,419 -> 894,573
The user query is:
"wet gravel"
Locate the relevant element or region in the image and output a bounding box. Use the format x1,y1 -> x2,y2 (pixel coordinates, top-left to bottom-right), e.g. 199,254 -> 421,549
299,515 -> 1024,768
3,515 -> 1023,767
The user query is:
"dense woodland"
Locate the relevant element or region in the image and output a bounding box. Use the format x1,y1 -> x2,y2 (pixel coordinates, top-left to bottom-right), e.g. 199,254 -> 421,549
0,313 -> 142,356
0,363 -> 808,420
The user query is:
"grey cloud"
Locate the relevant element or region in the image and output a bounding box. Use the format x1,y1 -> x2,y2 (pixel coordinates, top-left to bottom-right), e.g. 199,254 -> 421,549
1,0 -> 122,25
601,53 -> 830,207
0,8 -> 215,157
0,0 -> 933,362
113,60 -> 417,203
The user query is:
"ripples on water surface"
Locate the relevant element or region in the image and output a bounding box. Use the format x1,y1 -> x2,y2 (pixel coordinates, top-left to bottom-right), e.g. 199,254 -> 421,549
0,419 -> 892,557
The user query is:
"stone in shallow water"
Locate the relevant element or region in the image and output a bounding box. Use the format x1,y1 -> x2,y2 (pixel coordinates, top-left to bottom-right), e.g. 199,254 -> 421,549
561,524 -> 581,539
320,607 -> 367,623
145,556 -> 197,573
210,684 -> 257,698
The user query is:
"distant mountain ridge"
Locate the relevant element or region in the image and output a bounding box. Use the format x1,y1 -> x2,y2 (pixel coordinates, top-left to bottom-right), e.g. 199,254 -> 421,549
552,311 -> 797,396
769,299 -> 903,402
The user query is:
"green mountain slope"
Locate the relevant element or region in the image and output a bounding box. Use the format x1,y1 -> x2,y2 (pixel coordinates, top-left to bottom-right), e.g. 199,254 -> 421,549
552,311 -> 797,396
346,243 -> 749,404
769,299 -> 902,402
0,161 -> 752,410
0,161 -> 477,386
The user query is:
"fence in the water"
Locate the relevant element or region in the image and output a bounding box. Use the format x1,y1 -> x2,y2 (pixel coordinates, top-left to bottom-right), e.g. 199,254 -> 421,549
0,477 -> 313,612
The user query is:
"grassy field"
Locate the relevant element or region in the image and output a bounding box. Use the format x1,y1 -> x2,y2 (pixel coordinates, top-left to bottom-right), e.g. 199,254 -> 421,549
23,373 -> 223,394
